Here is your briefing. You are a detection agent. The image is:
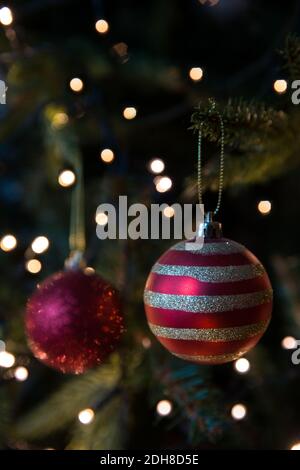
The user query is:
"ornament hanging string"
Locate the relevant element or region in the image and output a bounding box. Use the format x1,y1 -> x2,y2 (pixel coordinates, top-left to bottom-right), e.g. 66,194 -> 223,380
197,100 -> 225,215
69,154 -> 86,259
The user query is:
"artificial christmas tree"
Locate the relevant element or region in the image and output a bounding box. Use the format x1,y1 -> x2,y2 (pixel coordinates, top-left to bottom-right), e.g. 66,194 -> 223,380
1,0 -> 300,452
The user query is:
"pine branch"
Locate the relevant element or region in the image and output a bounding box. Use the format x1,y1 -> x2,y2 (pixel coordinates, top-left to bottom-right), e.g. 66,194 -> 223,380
190,98 -> 287,146
66,395 -> 124,450
0,388 -> 11,449
186,36 -> 300,192
12,355 -> 121,441
156,359 -> 227,443
281,34 -> 300,81
43,104 -> 82,181
185,98 -> 300,193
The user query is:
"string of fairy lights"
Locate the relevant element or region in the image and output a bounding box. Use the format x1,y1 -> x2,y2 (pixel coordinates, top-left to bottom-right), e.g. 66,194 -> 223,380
0,3 -> 298,450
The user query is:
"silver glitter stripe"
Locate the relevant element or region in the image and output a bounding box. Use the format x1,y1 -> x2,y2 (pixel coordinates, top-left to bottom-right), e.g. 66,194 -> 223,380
148,319 -> 270,342
144,289 -> 273,313
171,240 -> 246,255
152,263 -> 265,283
173,351 -> 247,363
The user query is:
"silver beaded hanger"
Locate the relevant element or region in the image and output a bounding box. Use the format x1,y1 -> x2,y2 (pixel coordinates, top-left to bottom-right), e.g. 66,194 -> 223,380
197,99 -> 225,216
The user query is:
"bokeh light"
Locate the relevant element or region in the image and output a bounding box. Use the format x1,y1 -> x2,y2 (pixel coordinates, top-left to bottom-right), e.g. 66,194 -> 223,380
281,336 -> 297,350
258,200 -> 271,215
58,170 -> 76,187
0,7 -> 13,26
156,400 -> 173,416
141,337 -> 152,349
231,403 -> 247,420
273,79 -> 287,94
31,236 -> 49,254
291,442 -> 300,450
198,0 -> 219,5
26,259 -> 42,274
84,267 -> 95,275
95,19 -> 109,34
149,158 -> 165,174
95,212 -> 108,226
0,234 -> 17,252
234,358 -> 250,374
51,112 -> 69,130
69,78 -> 84,92
155,176 -> 172,193
14,366 -> 29,382
123,107 -> 137,120
78,408 -> 95,424
163,206 -> 175,218
0,351 -> 15,368
189,67 -> 203,82
100,148 -> 115,163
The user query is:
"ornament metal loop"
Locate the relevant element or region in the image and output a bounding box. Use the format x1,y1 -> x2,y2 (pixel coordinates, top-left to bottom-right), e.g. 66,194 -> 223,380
197,99 -> 225,217
65,250 -> 86,271
197,211 -> 223,239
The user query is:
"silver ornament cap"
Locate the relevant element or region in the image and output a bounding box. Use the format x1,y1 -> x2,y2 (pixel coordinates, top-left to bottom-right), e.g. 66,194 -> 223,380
197,211 -> 222,239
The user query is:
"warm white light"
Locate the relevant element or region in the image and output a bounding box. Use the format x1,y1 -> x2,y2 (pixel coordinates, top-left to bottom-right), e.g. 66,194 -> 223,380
78,408 -> 95,424
0,351 -> 15,368
58,170 -> 76,187
123,107 -> 137,120
273,79 -> 287,94
163,206 -> 175,218
14,366 -> 29,382
281,336 -> 297,350
258,200 -> 271,215
189,67 -> 203,82
51,112 -> 69,130
234,358 -> 250,374
84,267 -> 95,275
155,176 -> 172,193
149,159 -> 165,174
31,236 -> 49,254
95,19 -> 109,34
0,7 -> 13,26
100,148 -> 115,163
0,234 -> 17,252
26,259 -> 42,274
231,403 -> 247,420
95,212 -> 108,226
291,442 -> 300,450
141,337 -> 152,349
70,78 -> 84,92
156,400 -> 173,416
198,0 -> 220,5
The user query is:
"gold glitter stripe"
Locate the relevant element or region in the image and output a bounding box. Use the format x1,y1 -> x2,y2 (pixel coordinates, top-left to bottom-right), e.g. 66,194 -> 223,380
152,263 -> 265,282
173,351 -> 247,363
148,319 -> 270,342
171,240 -> 246,255
144,289 -> 273,312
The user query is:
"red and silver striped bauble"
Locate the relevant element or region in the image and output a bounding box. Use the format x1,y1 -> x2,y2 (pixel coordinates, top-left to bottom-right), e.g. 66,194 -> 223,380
144,238 -> 272,364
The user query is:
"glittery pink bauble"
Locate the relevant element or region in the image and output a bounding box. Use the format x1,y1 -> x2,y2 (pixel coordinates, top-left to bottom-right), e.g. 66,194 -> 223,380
25,270 -> 124,374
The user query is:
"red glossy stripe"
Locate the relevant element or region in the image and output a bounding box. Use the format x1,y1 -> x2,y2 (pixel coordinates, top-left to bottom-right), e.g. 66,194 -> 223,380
146,272 -> 271,296
159,250 -> 255,267
145,302 -> 272,328
156,334 -> 264,355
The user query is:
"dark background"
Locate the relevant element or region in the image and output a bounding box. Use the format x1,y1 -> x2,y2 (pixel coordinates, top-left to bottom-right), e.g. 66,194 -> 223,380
1,0 -> 300,451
